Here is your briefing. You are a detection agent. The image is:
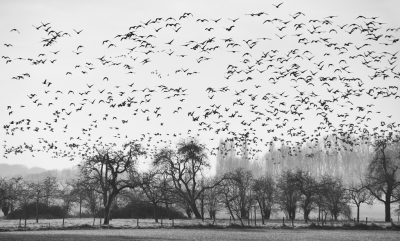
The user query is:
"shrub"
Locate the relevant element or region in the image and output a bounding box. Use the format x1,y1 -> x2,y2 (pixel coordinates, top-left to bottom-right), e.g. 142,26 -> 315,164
6,202 -> 67,219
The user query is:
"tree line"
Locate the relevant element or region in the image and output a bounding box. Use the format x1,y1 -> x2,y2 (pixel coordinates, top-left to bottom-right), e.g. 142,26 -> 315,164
1,137 -> 399,224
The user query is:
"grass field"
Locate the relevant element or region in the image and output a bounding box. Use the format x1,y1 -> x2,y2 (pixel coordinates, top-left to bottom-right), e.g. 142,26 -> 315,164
1,228 -> 400,241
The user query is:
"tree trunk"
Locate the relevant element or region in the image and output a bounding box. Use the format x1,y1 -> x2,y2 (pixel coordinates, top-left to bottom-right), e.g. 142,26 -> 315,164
200,198 -> 204,221
356,204 -> 360,223
79,198 -> 82,219
190,202 -> 202,219
165,201 -> 170,220
103,192 -> 116,225
304,208 -> 311,223
103,202 -> 111,225
186,208 -> 192,219
153,203 -> 158,222
226,203 -> 235,221
264,208 -> 271,220
385,199 -> 391,222
36,200 -> 39,223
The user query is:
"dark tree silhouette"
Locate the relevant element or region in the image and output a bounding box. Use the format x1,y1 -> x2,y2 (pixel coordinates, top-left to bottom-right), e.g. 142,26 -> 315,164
153,137 -> 220,219
252,174 -> 276,223
348,182 -> 374,223
364,139 -> 400,222
79,141 -> 146,224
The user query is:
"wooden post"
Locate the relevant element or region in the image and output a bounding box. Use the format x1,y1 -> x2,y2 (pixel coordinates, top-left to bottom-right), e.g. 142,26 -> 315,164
161,218 -> 163,226
353,218 -> 355,225
137,217 -> 139,227
100,218 -> 102,228
366,217 -> 368,225
93,217 -> 95,226
24,218 -> 26,229
172,218 -> 174,227
19,217 -> 21,228
292,218 -> 294,227
229,216 -> 231,224
63,218 -> 65,227
282,217 -> 285,226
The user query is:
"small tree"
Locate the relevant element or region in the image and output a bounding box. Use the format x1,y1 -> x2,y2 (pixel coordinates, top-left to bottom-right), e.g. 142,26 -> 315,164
323,175 -> 351,220
277,170 -> 300,221
0,177 -> 22,216
252,174 -> 276,223
140,171 -> 167,222
58,180 -> 77,217
292,170 -> 319,223
226,168 -> 254,225
348,182 -> 374,223
28,176 -> 58,223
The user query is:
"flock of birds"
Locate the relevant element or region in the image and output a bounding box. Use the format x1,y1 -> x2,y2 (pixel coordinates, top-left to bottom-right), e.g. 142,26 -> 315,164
2,3 -> 400,164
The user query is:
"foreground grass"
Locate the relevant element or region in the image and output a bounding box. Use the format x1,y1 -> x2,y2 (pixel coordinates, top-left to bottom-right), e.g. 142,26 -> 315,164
1,218 -> 400,232
1,228 -> 400,241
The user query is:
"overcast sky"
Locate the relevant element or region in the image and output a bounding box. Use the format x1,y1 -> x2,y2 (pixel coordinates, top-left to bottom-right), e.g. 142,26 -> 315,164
1,0 -> 400,172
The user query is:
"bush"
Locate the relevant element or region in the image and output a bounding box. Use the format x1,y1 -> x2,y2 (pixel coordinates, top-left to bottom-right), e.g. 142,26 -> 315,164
96,202 -> 186,219
6,202 -> 67,219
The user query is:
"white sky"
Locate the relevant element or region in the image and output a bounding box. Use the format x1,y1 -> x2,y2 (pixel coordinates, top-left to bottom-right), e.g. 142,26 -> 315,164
1,0 -> 400,172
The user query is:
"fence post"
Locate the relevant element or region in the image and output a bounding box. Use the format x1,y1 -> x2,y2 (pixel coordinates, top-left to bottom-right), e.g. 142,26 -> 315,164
63,218 -> 65,227
100,218 -> 102,228
161,218 -> 163,226
137,217 -> 139,228
24,218 -> 27,229
282,217 -> 285,226
292,218 -> 294,227
172,218 -> 174,227
229,216 -> 231,225
93,217 -> 95,226
19,217 -> 21,228
366,217 -> 368,225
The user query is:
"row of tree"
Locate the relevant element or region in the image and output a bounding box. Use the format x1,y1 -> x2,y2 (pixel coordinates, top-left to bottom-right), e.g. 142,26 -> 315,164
1,137 -> 399,224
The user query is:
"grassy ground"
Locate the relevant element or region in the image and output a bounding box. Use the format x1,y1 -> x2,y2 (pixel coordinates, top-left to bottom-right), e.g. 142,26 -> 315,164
0,217 -> 400,231
1,228 -> 400,241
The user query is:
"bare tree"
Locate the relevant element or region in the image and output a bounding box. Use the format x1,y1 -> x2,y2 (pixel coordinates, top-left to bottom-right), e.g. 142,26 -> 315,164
277,170 -> 300,221
58,180 -> 77,217
79,141 -> 146,224
27,175 -> 58,223
364,139 -> 400,222
292,170 -> 319,223
153,138 -> 219,219
252,174 -> 276,223
226,168 -> 254,225
322,175 -> 351,220
348,182 -> 374,223
70,178 -> 87,218
0,177 -> 22,216
140,170 -> 167,222
203,177 -> 224,221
